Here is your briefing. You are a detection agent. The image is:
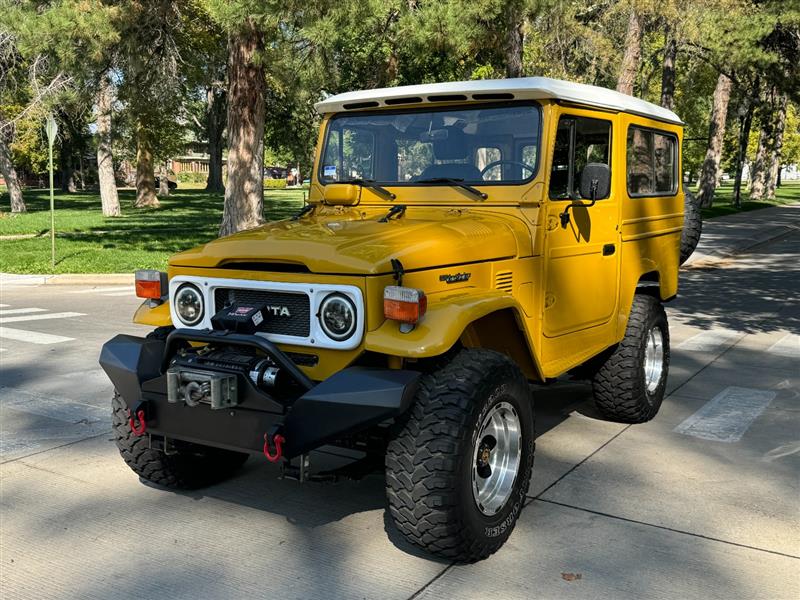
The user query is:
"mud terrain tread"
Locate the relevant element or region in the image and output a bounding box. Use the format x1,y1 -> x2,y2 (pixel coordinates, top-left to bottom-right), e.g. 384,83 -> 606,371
112,392 -> 247,489
680,189 -> 702,265
385,349 -> 532,562
591,295 -> 669,423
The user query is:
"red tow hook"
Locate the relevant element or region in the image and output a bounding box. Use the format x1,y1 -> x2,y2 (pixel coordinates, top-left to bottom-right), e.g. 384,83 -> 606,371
263,432 -> 285,463
128,409 -> 147,436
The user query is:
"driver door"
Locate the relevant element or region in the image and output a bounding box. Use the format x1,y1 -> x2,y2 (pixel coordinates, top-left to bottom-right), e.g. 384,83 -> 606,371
543,111 -> 620,337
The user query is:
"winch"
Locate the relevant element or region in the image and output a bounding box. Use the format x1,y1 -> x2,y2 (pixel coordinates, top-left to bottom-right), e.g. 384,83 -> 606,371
166,347 -> 292,409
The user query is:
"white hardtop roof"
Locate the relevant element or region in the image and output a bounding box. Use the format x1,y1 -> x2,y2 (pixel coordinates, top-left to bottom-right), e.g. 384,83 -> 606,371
314,76 -> 682,125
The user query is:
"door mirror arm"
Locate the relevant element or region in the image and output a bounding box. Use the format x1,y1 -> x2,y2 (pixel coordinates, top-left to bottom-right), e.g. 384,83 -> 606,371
559,162 -> 609,227
560,180 -> 598,227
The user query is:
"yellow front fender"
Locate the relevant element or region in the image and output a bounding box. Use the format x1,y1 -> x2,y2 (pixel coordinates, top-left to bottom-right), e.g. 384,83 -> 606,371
133,301 -> 172,327
364,291 -> 522,359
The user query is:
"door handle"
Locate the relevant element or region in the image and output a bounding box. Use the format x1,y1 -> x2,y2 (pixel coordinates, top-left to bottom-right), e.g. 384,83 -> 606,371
603,243 -> 616,256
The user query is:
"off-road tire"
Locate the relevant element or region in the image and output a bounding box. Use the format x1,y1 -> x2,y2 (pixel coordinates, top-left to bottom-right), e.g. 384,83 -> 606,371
112,392 -> 248,489
591,295 -> 670,423
385,349 -> 535,562
680,189 -> 702,265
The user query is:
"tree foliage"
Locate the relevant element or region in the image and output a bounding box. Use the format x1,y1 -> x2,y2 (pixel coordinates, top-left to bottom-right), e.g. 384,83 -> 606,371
2,0 -> 798,223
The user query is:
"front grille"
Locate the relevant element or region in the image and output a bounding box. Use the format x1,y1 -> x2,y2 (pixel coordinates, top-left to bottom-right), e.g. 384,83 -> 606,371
214,288 -> 311,337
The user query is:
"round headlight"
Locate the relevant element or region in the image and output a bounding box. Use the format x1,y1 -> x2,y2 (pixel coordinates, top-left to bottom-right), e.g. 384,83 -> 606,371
174,284 -> 204,326
318,293 -> 357,341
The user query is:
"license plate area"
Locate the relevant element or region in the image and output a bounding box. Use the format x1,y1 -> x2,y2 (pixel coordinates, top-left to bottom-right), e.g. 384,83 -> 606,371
167,368 -> 239,410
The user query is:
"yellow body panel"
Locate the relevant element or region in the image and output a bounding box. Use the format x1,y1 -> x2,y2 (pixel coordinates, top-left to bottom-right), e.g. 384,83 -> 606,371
134,99 -> 684,383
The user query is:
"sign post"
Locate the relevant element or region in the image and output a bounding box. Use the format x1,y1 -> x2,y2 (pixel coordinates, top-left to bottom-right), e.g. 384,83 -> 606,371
45,114 -> 58,270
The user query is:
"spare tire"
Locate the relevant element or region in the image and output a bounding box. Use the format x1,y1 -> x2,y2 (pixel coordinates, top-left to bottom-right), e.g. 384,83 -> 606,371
680,189 -> 702,265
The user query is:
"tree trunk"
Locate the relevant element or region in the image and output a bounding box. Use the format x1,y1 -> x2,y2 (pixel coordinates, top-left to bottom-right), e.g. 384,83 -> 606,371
749,127 -> 770,200
505,1 -> 524,78
158,165 -> 170,197
660,29 -> 677,110
696,73 -> 733,207
96,74 -> 121,217
0,132 -> 25,212
765,93 -> 788,200
134,120 -> 160,208
732,101 -> 753,209
617,9 -> 643,95
60,136 -> 76,193
219,22 -> 266,237
205,86 -> 226,193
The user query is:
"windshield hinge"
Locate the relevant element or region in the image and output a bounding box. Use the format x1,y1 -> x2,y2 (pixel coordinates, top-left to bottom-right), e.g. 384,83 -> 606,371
291,204 -> 315,221
379,204 -> 407,223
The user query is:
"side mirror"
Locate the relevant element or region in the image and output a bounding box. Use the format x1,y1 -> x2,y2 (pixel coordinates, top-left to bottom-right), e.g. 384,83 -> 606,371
579,162 -> 611,201
323,183 -> 361,206
560,162 -> 610,227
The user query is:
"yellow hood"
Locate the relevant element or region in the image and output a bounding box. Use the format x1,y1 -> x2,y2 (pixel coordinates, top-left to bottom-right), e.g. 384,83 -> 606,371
169,206 -> 525,275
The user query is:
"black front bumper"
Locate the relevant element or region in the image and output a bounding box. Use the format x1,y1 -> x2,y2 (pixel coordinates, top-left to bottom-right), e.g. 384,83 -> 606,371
99,329 -> 420,458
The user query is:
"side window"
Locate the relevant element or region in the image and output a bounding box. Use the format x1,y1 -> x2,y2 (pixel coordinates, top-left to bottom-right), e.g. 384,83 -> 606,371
475,147 -> 502,180
321,127 -> 375,181
627,126 -> 677,196
549,116 -> 612,199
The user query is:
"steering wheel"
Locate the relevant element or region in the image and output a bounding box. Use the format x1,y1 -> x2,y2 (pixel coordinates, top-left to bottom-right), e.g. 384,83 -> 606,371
480,159 -> 535,179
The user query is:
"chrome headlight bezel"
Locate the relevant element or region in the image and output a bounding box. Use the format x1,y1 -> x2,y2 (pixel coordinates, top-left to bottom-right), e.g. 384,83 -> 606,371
173,283 -> 204,326
318,292 -> 357,341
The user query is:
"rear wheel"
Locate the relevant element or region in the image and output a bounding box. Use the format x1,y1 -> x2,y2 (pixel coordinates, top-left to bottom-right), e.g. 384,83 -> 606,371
112,392 -> 248,489
591,295 -> 670,423
385,349 -> 535,562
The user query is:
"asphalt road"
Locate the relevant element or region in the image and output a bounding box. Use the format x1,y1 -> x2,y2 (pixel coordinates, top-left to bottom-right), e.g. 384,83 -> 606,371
1,233 -> 798,599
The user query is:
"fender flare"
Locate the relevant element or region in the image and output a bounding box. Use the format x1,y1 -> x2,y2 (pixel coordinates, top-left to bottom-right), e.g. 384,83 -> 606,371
133,300 -> 172,327
364,290 -> 531,360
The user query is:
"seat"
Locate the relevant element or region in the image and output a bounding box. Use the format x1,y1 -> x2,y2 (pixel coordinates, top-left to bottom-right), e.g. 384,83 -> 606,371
416,162 -> 484,182
414,126 -> 483,182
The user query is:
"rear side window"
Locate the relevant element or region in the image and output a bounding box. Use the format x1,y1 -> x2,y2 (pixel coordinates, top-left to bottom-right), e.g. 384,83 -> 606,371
627,126 -> 677,196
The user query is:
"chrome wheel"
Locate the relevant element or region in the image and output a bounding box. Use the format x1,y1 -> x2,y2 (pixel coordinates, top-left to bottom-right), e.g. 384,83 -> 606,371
472,401 -> 522,516
644,325 -> 665,395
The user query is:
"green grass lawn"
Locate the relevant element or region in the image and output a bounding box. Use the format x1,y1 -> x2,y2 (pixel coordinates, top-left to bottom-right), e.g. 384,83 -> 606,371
0,188 -> 304,273
1,180 -> 798,274
696,181 -> 800,219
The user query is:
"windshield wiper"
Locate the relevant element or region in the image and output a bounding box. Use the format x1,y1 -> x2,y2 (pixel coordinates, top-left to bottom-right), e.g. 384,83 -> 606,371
338,178 -> 396,200
414,177 -> 487,200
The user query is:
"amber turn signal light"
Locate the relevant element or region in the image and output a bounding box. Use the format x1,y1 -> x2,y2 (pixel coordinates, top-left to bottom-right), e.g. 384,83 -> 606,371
135,270 -> 167,299
384,285 -> 427,324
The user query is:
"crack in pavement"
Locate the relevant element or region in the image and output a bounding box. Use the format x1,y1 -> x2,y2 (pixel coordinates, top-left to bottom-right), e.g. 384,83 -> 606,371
532,497 -> 800,560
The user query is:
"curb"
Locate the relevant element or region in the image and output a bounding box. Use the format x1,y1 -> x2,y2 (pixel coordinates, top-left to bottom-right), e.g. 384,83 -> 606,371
0,273 -> 134,286
683,224 -> 798,269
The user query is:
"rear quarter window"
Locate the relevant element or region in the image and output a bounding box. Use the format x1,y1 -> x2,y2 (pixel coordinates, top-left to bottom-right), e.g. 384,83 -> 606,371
626,126 -> 677,197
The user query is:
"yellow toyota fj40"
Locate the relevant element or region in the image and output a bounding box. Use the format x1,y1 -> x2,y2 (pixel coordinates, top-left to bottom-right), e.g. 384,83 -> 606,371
101,77 -> 701,562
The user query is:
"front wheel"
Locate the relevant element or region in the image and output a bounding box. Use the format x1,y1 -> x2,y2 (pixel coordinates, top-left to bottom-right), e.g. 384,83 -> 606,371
385,349 -> 535,562
112,392 -> 248,489
591,295 -> 670,423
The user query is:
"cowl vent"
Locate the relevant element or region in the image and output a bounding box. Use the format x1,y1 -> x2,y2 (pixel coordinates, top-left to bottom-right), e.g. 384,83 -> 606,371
495,271 -> 513,293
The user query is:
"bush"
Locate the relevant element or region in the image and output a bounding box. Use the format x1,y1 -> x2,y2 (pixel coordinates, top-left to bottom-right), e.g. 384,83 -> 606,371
264,178 -> 287,189
177,171 -> 207,184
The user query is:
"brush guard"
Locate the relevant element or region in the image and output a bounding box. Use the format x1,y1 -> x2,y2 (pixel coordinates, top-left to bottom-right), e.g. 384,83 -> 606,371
100,329 -> 420,460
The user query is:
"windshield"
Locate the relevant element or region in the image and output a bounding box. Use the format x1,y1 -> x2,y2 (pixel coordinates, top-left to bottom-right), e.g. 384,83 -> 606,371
318,103 -> 541,186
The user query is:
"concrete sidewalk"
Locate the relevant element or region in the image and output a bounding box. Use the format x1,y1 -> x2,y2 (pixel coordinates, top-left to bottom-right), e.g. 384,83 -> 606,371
684,203 -> 800,267
0,273 -> 134,286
